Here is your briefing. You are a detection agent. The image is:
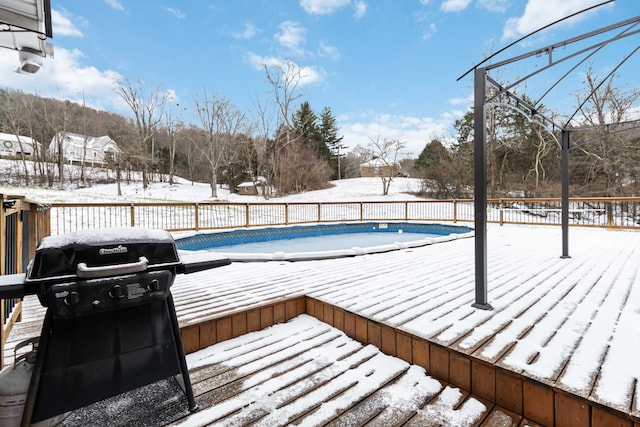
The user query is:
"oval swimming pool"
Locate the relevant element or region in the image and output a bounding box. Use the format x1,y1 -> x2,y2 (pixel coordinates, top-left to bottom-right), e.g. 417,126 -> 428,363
176,222 -> 473,262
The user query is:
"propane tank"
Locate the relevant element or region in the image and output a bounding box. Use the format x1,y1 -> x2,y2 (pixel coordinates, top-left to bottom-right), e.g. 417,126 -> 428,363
0,339 -> 37,427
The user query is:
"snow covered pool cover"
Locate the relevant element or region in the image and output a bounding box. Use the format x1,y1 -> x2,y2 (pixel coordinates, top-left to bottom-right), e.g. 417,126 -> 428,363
176,222 -> 474,262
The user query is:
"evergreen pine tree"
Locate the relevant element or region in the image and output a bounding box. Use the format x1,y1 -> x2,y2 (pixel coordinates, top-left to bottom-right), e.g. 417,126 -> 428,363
292,101 -> 320,141
319,107 -> 345,179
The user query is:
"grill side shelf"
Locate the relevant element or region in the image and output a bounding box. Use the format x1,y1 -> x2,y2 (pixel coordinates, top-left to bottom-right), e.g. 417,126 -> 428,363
0,273 -> 26,299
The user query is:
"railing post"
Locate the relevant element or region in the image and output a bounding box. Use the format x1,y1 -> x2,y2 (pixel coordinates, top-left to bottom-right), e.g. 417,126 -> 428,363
317,203 -> 321,223
285,203 -> 289,225
404,201 -> 409,221
360,202 -> 363,221
0,194 -> 5,277
194,203 -> 199,231
0,189 -> 3,344
499,199 -> 504,226
453,199 -> 457,223
130,203 -> 135,227
0,298 -> 4,368
245,204 -> 250,228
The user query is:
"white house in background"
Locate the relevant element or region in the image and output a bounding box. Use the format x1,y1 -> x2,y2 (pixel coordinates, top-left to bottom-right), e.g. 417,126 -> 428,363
0,132 -> 41,158
48,132 -> 121,166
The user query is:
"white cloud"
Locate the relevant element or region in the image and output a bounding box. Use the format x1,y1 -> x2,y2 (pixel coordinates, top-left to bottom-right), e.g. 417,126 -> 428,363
52,9 -> 84,37
422,22 -> 437,40
0,46 -> 127,112
440,0 -> 473,13
295,64 -> 326,86
300,0 -> 351,15
478,0 -> 509,13
502,0 -> 604,41
164,88 -> 178,103
233,22 -> 260,40
275,21 -> 307,55
353,1 -> 367,19
163,7 -> 186,19
104,0 -> 125,12
337,111 -> 456,157
245,53 -> 325,87
318,41 -> 340,61
449,94 -> 473,106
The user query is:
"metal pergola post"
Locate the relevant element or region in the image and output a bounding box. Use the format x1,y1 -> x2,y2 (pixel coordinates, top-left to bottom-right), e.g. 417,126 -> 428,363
561,130 -> 571,258
464,10 -> 640,310
472,67 -> 492,310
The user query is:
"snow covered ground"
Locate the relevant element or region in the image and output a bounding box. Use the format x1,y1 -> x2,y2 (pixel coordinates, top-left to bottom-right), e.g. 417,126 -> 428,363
0,164 -> 425,204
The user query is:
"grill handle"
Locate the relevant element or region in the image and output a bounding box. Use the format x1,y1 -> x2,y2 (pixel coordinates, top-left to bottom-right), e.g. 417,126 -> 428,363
177,253 -> 231,275
179,257 -> 231,275
76,256 -> 149,278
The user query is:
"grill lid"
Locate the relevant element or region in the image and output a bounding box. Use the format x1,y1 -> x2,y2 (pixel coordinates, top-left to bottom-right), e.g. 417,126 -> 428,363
27,228 -> 181,281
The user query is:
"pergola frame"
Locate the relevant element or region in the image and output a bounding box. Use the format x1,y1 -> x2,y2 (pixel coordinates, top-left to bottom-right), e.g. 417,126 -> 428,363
464,9 -> 640,310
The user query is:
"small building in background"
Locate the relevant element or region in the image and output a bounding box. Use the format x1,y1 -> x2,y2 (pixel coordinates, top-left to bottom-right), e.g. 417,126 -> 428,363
0,132 -> 41,158
48,132 -> 121,166
236,177 -> 267,196
359,158 -> 401,178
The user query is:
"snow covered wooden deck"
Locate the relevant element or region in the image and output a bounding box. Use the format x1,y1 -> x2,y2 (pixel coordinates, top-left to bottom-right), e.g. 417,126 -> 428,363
42,315 -> 529,427
173,315 -> 521,426
5,224 -> 640,426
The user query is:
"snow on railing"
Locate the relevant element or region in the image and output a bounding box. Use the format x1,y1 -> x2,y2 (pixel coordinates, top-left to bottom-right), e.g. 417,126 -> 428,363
46,198 -> 640,236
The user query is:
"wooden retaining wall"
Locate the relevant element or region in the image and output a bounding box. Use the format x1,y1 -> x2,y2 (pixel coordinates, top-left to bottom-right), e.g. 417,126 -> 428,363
180,295 -> 640,427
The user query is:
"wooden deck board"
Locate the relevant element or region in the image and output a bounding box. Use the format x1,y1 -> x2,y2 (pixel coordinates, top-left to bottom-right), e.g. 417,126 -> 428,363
176,317 -> 491,427
478,407 -> 522,426
403,388 -> 489,427
321,369 -> 440,427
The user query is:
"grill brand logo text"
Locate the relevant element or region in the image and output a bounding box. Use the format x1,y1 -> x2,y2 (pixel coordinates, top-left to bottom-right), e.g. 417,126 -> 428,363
99,245 -> 128,255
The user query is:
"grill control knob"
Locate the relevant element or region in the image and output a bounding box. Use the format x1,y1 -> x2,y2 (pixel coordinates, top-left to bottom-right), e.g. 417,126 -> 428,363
110,284 -> 124,299
65,291 -> 80,306
147,279 -> 160,292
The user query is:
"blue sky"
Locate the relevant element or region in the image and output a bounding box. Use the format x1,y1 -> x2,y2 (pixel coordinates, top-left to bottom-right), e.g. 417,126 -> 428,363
1,0 -> 638,157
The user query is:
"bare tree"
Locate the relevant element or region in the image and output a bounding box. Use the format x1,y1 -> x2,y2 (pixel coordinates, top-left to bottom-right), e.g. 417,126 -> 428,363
525,125 -> 557,194
275,134 -> 332,195
263,60 -> 304,194
163,109 -> 182,185
1,90 -> 32,185
18,93 -> 47,185
39,98 -> 76,188
368,135 -> 406,195
195,91 -> 247,198
179,124 -> 207,184
113,77 -> 168,189
341,144 -> 370,179
572,69 -> 640,196
248,95 -> 275,198
78,92 -> 90,187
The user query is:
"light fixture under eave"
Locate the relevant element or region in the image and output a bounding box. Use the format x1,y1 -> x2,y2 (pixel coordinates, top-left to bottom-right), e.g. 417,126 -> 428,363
16,48 -> 44,73
0,0 -> 54,74
14,43 -> 53,74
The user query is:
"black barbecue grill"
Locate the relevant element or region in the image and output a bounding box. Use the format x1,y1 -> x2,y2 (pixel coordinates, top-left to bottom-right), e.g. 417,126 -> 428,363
0,227 -> 230,426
